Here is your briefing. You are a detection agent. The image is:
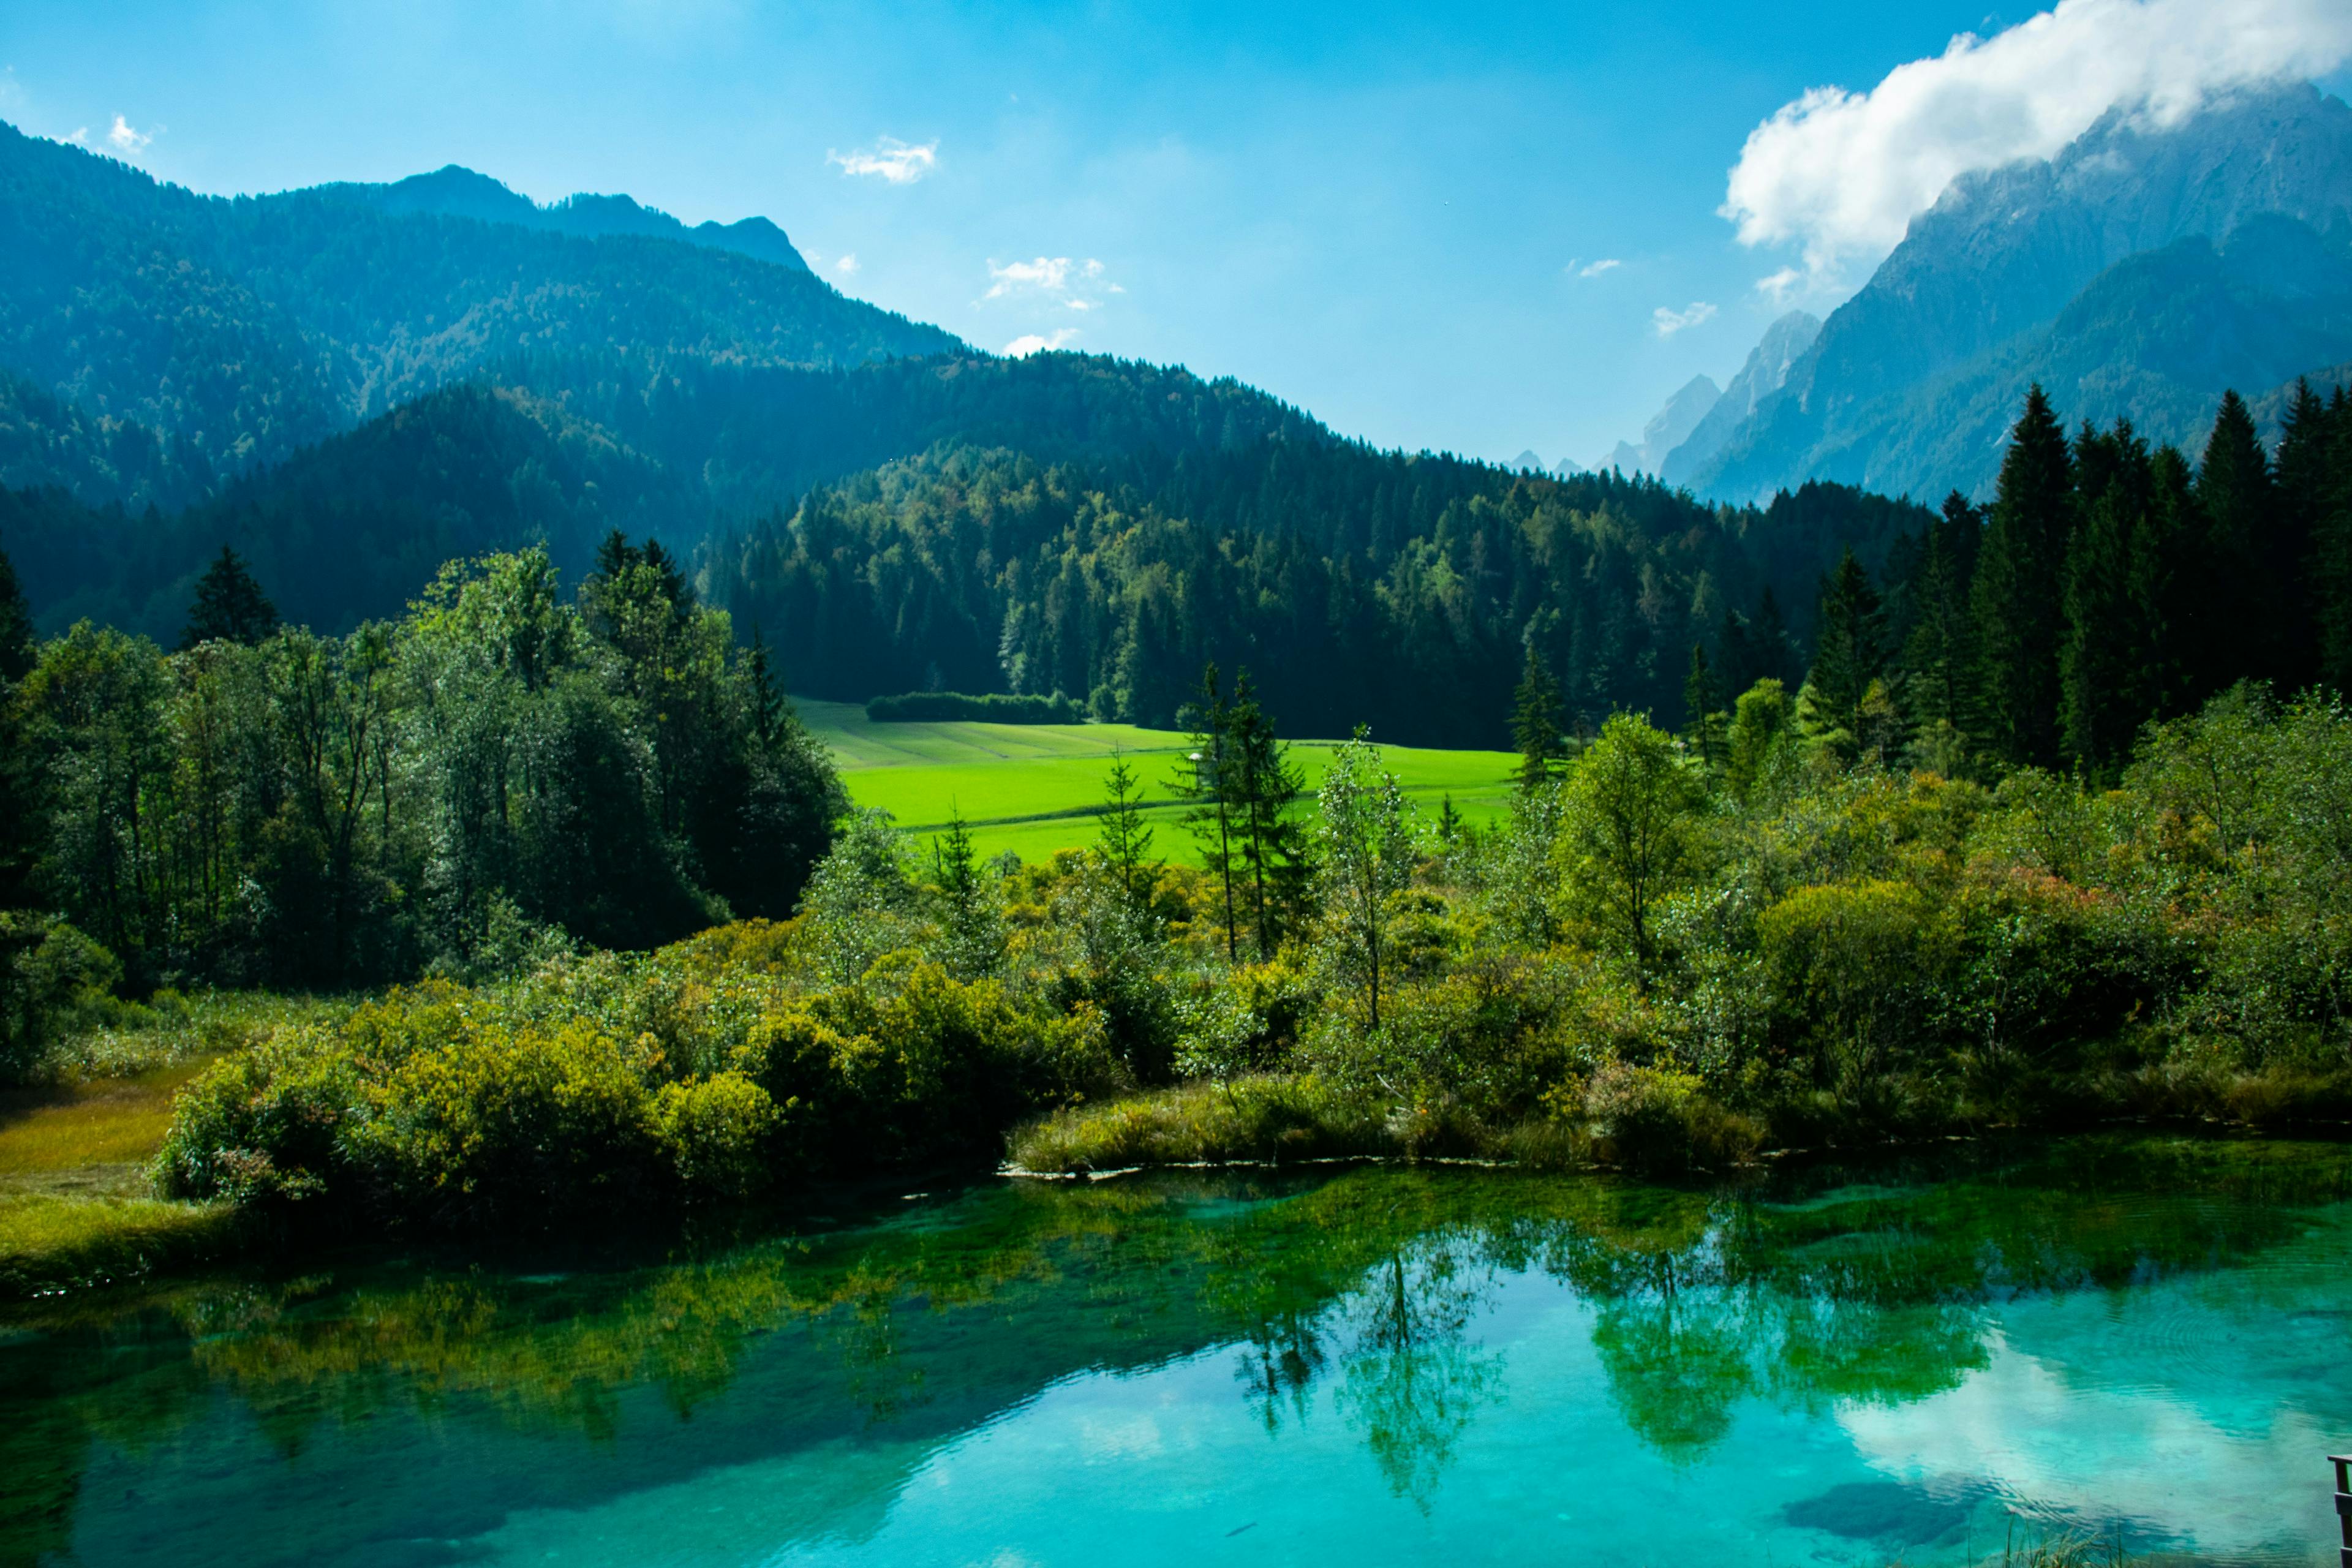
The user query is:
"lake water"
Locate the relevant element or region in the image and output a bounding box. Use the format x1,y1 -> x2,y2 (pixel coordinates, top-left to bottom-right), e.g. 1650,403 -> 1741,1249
4,1134 -> 2349,1567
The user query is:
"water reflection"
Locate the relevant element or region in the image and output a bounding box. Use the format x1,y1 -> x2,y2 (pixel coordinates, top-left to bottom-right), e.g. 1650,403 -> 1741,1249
1,1134 -> 2347,1567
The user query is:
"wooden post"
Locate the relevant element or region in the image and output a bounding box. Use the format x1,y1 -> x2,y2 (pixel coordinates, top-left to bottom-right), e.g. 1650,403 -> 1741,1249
2333,1453 -> 2352,1568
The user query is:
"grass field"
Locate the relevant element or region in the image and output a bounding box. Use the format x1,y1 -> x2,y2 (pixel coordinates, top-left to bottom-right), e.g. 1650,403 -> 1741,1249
795,698 -> 1520,863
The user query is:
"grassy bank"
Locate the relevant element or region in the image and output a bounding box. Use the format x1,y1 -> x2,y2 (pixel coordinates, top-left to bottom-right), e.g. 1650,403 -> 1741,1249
0,994 -> 331,1298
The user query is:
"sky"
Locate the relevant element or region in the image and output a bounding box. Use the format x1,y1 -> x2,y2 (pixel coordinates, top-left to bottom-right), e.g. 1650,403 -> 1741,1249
4,0 -> 2350,469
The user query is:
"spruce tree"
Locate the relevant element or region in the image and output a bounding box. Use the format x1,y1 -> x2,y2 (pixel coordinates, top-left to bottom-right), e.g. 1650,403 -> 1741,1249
2272,378 -> 2329,690
1096,746 -> 1160,907
1902,492 -> 1978,736
1750,588 -> 1796,690
2060,479 -> 2140,777
0,541 -> 33,682
1510,643 -> 1566,792
1973,385 -> 2073,768
1174,663 -> 1242,962
1681,642 -> 1724,769
2320,389 -> 2352,696
179,546 -> 279,650
1806,549 -> 1886,745
1229,671 -> 1308,959
0,542 -> 37,910
2190,390 -> 2277,695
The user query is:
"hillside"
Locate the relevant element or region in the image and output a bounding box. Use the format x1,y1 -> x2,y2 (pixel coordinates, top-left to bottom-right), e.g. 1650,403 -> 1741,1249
0,120 -> 959,486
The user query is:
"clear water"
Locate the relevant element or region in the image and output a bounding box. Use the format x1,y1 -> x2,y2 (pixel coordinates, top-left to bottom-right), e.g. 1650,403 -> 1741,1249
5,1134 -> 2351,1567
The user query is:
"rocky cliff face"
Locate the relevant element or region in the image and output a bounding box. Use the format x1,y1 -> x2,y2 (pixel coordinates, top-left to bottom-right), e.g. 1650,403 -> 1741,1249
1688,84 -> 2352,502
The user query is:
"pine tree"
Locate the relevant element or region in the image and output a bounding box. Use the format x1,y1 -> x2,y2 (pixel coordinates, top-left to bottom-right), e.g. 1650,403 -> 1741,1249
1751,588 -> 1797,690
1174,663 -> 1242,962
1973,385 -> 2073,768
2272,378 -> 2329,690
0,542 -> 34,682
179,546 -> 279,650
2319,389 -> 2352,696
2060,479 -> 2139,777
1806,549 -> 1886,747
1229,671 -> 1308,959
1510,643 -> 1566,792
1096,745 -> 1161,907
1902,492 -> 1978,736
1682,642 -> 1724,769
2190,390 -> 2277,695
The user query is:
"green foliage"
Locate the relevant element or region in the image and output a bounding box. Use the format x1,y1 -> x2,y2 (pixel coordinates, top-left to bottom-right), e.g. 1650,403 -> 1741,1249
1557,714 -> 1708,983
10,542 -> 842,990
177,546 -> 279,650
154,925 -> 1123,1226
1314,731 -> 1420,1028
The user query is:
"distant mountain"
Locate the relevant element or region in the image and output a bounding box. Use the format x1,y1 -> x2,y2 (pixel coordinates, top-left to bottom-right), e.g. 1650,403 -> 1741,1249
0,121 -> 956,483
1659,311 -> 1819,486
1597,374 -> 1720,474
1690,84 -> 2352,502
316,165 -> 811,271
1509,448 -> 1549,473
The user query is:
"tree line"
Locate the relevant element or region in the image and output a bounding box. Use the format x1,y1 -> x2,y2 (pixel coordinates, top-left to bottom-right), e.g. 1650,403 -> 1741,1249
0,531 -> 840,1000
1669,380 -> 2352,782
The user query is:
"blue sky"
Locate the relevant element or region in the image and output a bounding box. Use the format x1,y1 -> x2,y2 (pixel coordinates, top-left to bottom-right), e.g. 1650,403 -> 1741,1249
4,1 -> 2349,467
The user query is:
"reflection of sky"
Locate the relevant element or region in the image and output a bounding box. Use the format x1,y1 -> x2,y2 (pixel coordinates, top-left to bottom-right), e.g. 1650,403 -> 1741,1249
470,1213 -> 2352,1568
1839,1219 -> 2352,1564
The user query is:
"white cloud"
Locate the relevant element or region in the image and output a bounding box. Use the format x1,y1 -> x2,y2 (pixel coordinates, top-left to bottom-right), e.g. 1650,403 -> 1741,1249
834,252 -> 859,276
64,127 -> 91,147
827,136 -> 937,184
1577,258 -> 1621,278
1652,301 -> 1717,337
984,255 -> 1118,312
106,115 -> 154,156
1005,329 -> 1080,357
1720,0 -> 2352,285
986,255 -> 1075,297
1753,266 -> 1804,304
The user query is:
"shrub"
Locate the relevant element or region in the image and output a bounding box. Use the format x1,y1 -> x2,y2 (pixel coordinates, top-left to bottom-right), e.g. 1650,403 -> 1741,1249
1577,1060 -> 1760,1173
865,691 -> 1085,723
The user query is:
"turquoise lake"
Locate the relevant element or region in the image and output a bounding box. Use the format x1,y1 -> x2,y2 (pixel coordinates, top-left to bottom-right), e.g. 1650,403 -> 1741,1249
4,1134 -> 2349,1566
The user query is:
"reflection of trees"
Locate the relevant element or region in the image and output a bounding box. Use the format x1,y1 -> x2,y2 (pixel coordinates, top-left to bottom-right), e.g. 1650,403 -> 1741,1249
6,1134 -> 2347,1557
1332,1242 -> 1504,1510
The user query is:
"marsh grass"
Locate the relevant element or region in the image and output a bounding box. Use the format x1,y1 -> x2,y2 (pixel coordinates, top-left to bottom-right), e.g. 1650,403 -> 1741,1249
0,992 -> 321,1298
1007,1076 -> 1551,1171
0,1191 -> 246,1297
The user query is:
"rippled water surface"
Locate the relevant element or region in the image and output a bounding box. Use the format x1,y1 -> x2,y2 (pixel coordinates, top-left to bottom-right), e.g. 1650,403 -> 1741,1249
5,1135 -> 2350,1567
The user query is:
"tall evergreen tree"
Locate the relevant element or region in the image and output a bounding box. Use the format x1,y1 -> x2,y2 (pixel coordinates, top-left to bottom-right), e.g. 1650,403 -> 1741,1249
1902,492 -> 1978,736
0,543 -> 39,910
2320,389 -> 2352,696
179,546 -> 279,650
2271,378 -> 2329,690
1681,642 -> 1724,770
1973,385 -> 2073,768
1750,588 -> 1797,691
1095,745 -> 1160,908
1174,663 -> 1242,962
0,543 -> 33,683
1510,643 -> 1567,793
2060,479 -> 2141,777
1228,671 -> 1308,958
2190,390 -> 2277,696
1806,549 -> 1886,746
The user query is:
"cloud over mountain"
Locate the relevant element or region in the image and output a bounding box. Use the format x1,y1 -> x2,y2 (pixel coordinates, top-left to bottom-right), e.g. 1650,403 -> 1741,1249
1720,0 -> 2352,287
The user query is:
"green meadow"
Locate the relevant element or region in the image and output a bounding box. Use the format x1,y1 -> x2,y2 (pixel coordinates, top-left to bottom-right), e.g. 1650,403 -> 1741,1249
794,699 -> 1520,863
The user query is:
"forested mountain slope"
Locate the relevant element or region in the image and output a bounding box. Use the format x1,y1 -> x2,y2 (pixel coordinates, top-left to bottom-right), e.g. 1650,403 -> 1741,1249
0,343 -> 1929,745
0,121 -> 957,484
